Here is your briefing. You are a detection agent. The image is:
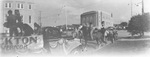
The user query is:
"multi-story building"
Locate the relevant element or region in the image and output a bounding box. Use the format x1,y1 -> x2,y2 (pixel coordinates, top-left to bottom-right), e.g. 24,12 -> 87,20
81,10 -> 113,29
0,0 -> 39,33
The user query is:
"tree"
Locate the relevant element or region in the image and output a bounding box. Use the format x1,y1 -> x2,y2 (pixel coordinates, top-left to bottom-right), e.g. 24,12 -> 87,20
127,13 -> 150,36
120,22 -> 128,29
120,22 -> 128,27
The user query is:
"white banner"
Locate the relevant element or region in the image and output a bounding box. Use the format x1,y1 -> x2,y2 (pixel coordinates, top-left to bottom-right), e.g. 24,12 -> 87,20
0,35 -> 43,54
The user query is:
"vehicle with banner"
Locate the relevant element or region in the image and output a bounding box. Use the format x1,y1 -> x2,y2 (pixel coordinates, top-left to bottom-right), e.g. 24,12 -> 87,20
42,27 -> 61,39
0,26 -> 82,55
0,35 -> 44,54
42,27 -> 83,55
61,29 -> 75,39
81,10 -> 114,29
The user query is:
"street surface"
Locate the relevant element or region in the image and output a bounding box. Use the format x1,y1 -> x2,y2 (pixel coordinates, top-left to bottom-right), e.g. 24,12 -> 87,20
82,30 -> 150,57
88,40 -> 150,56
1,30 -> 150,57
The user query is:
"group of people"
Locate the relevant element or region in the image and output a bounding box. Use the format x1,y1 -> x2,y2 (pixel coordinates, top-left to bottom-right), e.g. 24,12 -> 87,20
75,23 -> 117,51
3,10 -> 33,36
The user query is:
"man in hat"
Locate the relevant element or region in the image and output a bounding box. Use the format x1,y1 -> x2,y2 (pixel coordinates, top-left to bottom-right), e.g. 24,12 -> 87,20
15,9 -> 23,36
80,23 -> 89,51
6,10 -> 18,36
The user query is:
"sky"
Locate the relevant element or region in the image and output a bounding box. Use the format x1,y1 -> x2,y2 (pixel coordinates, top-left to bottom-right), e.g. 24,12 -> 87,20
32,0 -> 150,26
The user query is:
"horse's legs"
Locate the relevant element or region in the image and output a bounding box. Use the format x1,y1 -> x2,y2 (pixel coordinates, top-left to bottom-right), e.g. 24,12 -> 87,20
96,38 -> 99,45
80,34 -> 83,43
110,36 -> 114,43
101,35 -> 107,44
80,37 -> 82,43
84,35 -> 88,48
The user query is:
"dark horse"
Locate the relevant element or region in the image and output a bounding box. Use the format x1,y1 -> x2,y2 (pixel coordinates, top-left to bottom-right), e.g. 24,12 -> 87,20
17,23 -> 34,36
105,28 -> 118,43
92,28 -> 104,45
77,28 -> 104,45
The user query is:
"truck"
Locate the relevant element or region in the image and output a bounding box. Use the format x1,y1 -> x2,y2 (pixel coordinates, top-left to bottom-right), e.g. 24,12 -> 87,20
81,10 -> 114,29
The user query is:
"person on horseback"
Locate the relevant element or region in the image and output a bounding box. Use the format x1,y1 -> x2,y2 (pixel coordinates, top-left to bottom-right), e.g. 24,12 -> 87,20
78,25 -> 83,43
100,27 -> 107,44
88,23 -> 94,40
34,22 -> 41,35
80,23 -> 89,51
92,28 -> 102,45
106,27 -> 115,43
112,28 -> 117,40
6,10 -> 18,36
15,10 -> 23,36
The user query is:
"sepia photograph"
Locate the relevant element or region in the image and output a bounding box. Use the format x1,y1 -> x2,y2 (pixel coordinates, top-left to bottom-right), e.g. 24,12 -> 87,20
0,0 -> 150,57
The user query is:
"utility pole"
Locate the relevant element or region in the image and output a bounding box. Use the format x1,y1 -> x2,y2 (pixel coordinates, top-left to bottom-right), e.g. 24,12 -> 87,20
136,0 -> 144,14
63,5 -> 68,30
59,5 -> 68,29
130,0 -> 133,17
65,8 -> 68,30
142,0 -> 144,14
39,11 -> 42,27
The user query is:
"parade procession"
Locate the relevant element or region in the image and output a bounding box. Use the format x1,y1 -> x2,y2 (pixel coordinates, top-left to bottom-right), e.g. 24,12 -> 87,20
0,0 -> 150,57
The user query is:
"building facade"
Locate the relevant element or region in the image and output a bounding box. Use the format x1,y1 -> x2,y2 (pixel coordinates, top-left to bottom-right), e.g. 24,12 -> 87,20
81,10 -> 113,29
98,10 -> 113,28
0,0 -> 39,33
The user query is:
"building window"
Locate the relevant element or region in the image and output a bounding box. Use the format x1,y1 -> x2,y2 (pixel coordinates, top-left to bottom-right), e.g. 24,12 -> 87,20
21,4 -> 23,8
29,4 -> 31,9
29,15 -> 31,23
18,4 -> 20,8
18,3 -> 23,9
5,3 -> 8,8
5,3 -> 11,8
9,3 -> 11,8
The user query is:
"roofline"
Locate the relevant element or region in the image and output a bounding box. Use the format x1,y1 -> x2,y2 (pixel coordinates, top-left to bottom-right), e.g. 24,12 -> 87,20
81,11 -> 98,16
3,0 -> 34,4
81,10 -> 112,16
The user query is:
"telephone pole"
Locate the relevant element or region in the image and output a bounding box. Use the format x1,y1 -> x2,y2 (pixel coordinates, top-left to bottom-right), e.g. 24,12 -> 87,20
63,5 -> 68,30
130,0 -> 133,17
39,11 -> 42,27
142,0 -> 144,14
65,7 -> 68,30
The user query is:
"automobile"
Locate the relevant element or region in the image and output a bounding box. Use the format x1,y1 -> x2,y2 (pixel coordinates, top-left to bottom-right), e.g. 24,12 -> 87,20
42,27 -> 61,39
42,27 -> 82,55
61,28 -> 75,39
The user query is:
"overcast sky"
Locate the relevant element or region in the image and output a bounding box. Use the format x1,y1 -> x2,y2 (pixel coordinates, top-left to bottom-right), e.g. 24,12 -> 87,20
32,0 -> 150,26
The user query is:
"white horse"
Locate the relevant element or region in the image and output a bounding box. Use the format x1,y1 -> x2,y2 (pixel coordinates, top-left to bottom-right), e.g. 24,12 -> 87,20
104,29 -> 117,43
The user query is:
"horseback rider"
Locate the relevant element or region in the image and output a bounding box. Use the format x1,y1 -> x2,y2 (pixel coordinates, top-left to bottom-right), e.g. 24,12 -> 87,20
5,10 -> 18,36
112,28 -> 118,40
34,22 -> 41,35
92,28 -> 102,45
15,9 -> 23,36
79,23 -> 89,51
106,27 -> 115,43
88,23 -> 94,40
100,27 -> 107,44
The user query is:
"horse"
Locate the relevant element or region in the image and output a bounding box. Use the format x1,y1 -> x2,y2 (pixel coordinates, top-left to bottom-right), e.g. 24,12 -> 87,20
16,23 -> 34,36
104,28 -> 117,43
92,28 -> 104,45
75,27 -> 104,45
